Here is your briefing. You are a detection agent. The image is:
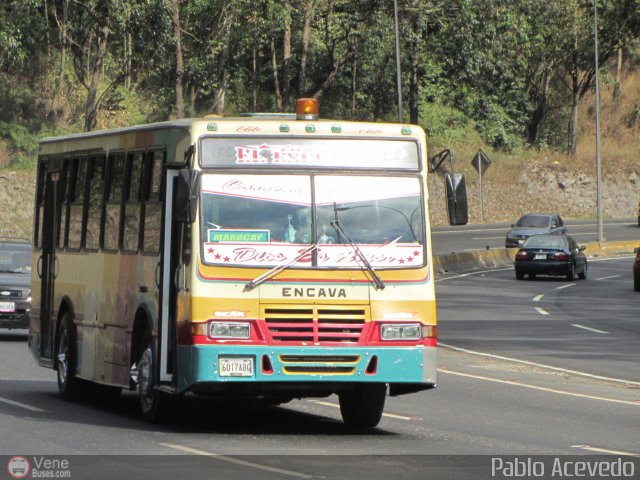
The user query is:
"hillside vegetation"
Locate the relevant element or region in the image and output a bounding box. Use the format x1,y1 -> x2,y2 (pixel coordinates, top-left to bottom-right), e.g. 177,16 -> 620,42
1,1 -> 640,239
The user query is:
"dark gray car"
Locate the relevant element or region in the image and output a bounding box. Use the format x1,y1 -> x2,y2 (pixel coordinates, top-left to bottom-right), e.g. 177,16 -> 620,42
0,239 -> 32,330
505,213 -> 567,248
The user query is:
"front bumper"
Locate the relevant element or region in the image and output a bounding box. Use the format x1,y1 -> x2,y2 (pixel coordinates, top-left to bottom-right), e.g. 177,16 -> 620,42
176,345 -> 437,393
0,303 -> 29,329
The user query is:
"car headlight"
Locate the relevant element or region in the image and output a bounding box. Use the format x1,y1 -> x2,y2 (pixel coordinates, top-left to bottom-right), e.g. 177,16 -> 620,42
381,323 -> 422,341
209,322 -> 251,339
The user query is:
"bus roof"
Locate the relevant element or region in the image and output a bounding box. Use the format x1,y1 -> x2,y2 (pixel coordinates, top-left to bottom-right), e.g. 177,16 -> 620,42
40,115 -> 424,143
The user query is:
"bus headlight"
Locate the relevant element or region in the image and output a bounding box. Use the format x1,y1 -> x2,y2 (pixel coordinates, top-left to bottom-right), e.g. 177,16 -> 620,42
209,322 -> 251,339
380,323 -> 421,341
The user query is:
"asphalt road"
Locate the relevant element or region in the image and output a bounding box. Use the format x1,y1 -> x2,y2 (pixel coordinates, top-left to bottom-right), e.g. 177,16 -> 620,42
431,217 -> 640,255
1,257 -> 639,479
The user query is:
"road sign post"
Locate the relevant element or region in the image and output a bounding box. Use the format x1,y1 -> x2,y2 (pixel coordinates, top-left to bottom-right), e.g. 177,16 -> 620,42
471,150 -> 491,223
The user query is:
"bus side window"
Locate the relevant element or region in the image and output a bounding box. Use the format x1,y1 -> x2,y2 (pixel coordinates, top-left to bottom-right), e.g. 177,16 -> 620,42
57,159 -> 71,250
141,150 -> 165,255
34,160 -> 47,250
67,157 -> 87,251
103,153 -> 125,252
122,151 -> 144,253
85,155 -> 105,251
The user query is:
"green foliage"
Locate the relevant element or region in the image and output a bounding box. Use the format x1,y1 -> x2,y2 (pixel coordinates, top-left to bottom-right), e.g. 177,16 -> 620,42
0,121 -> 38,169
0,0 -> 639,161
419,102 -> 480,147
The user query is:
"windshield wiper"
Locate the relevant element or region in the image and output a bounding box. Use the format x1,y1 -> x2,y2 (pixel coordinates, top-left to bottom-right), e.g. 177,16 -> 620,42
243,244 -> 317,292
330,215 -> 385,291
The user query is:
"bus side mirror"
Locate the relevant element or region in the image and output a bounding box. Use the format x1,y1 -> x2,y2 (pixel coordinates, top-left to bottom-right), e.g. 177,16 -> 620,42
175,169 -> 201,224
445,173 -> 468,226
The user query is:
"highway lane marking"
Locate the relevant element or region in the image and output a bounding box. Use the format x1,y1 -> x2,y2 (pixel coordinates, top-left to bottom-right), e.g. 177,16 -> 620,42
310,400 -> 422,421
439,343 -> 640,387
555,284 -> 575,290
160,443 -> 318,478
0,396 -> 46,413
438,369 -> 640,407
572,324 -> 609,334
533,295 -> 544,302
595,275 -> 621,281
571,445 -> 640,457
434,267 -> 513,282
535,307 -> 549,315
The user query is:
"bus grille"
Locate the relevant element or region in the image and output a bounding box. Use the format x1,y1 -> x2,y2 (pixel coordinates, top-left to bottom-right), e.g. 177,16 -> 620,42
263,306 -> 367,343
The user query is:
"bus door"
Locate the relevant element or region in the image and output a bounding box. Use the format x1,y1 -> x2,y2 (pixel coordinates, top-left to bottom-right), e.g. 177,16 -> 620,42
37,169 -> 60,361
158,168 -> 181,384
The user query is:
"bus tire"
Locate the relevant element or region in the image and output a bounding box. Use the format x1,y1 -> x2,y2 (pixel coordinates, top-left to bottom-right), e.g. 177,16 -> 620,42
338,383 -> 386,428
138,341 -> 174,423
56,313 -> 86,400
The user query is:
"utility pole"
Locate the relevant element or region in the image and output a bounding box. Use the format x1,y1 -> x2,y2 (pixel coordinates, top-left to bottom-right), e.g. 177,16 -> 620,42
594,0 -> 604,242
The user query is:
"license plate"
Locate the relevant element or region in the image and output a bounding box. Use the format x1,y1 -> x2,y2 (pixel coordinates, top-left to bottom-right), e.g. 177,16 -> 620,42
219,357 -> 254,377
534,254 -> 547,260
0,302 -> 15,313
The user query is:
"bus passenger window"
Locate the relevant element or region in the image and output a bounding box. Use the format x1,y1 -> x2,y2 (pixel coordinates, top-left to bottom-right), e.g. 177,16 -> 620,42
104,153 -> 125,252
122,152 -> 143,252
85,156 -> 105,251
57,160 -> 71,250
67,158 -> 87,250
142,151 -> 164,255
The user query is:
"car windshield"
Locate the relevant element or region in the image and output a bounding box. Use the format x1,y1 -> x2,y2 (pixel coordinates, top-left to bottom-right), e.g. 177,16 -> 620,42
0,243 -> 32,273
516,215 -> 551,228
200,174 -> 425,269
523,236 -> 566,249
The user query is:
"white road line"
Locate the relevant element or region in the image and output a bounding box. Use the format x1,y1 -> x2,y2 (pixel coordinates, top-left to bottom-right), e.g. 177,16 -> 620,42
160,443 -> 318,478
533,295 -> 544,302
595,275 -> 621,281
572,445 -> 640,457
555,284 -> 575,290
434,267 -> 514,282
439,369 -> 640,407
311,400 -> 421,421
535,307 -> 549,315
439,343 -> 640,386
572,324 -> 609,334
0,396 -> 46,413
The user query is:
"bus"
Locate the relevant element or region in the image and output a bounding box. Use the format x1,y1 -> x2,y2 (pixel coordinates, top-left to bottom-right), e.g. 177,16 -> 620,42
29,99 -> 467,427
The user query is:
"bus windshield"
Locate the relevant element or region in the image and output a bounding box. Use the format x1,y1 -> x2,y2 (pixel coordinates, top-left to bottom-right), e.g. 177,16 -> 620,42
201,174 -> 424,269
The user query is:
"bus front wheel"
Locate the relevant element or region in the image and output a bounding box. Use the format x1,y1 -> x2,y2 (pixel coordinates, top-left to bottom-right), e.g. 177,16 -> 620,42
138,342 -> 174,423
56,313 -> 86,400
338,384 -> 386,428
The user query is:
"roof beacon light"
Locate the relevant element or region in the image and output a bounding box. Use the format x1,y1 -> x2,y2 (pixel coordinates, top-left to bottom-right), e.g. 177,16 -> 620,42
296,98 -> 319,120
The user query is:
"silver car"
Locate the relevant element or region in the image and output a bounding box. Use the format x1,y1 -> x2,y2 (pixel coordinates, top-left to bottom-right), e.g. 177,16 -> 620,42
505,214 -> 567,248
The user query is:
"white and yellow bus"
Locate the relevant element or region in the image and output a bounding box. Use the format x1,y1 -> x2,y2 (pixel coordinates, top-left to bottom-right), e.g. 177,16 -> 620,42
29,99 -> 467,427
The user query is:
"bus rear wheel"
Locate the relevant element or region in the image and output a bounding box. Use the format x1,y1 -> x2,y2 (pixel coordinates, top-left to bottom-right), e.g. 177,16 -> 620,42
138,342 -> 174,423
338,384 -> 386,428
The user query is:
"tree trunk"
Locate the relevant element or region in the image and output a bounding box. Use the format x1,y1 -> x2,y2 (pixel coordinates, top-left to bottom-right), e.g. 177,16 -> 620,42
271,37 -> 282,111
298,0 -> 314,97
613,46 -> 622,102
282,0 -> 292,111
84,28 -> 109,132
567,71 -> 579,157
351,58 -> 357,117
408,17 -> 420,125
49,0 -> 69,122
252,47 -> 257,111
527,71 -> 551,145
171,0 -> 185,118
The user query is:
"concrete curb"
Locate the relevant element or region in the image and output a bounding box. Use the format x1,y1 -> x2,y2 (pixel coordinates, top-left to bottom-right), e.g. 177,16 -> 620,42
434,240 -> 639,274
